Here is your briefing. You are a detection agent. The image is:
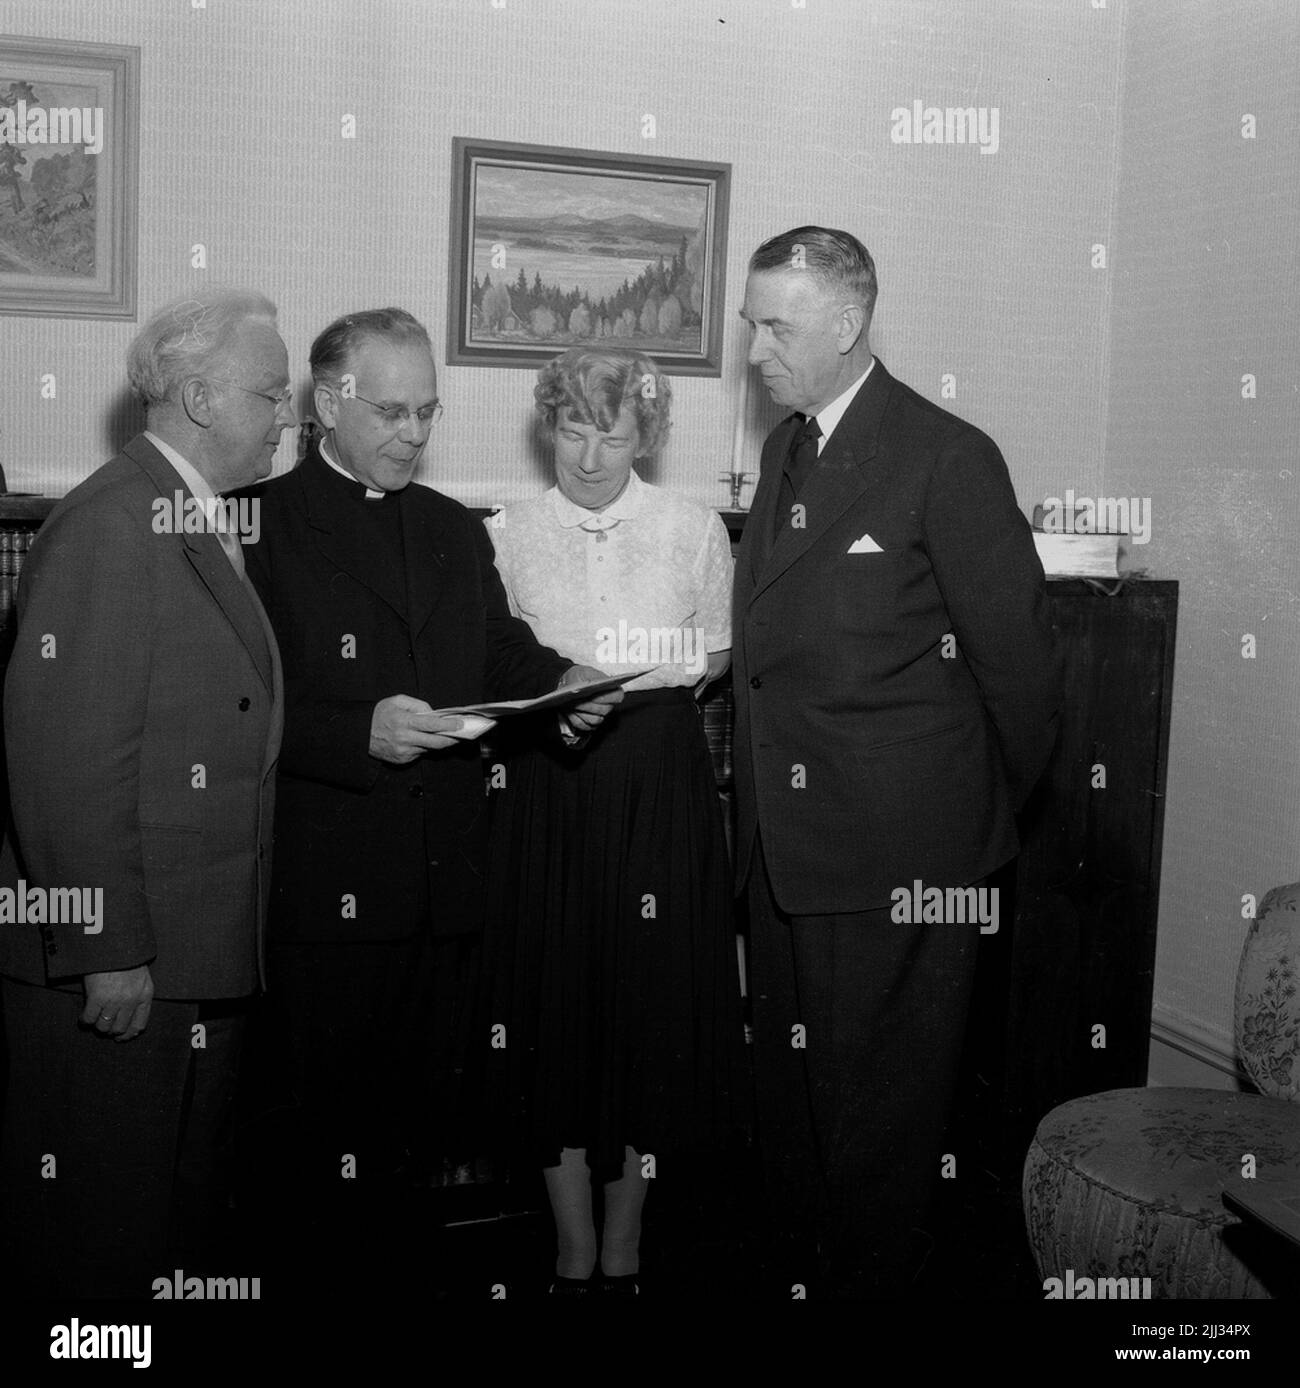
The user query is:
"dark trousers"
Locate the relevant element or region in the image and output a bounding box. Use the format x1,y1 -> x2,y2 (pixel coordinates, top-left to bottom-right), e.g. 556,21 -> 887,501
746,838 -> 981,1297
251,932 -> 476,1283
0,976 -> 246,1298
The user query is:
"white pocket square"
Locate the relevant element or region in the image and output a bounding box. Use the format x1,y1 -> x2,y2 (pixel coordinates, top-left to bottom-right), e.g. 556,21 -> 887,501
846,533 -> 883,554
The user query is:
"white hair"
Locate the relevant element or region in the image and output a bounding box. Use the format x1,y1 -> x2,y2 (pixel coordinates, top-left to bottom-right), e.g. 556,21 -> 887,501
127,287 -> 278,408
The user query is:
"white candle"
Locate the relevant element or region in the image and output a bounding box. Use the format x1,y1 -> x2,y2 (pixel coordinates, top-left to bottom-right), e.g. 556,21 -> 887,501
730,359 -> 750,476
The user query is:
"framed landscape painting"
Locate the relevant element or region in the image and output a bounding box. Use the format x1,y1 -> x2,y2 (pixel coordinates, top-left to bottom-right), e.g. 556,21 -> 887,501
448,138 -> 730,376
0,36 -> 139,319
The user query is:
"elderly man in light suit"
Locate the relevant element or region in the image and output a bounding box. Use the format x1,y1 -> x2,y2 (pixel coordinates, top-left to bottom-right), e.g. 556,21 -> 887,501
733,227 -> 1060,1297
0,288 -> 290,1297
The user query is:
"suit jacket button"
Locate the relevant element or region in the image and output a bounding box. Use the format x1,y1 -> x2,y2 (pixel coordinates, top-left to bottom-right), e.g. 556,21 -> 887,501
238,697 -> 251,710
410,784 -> 424,798
749,676 -> 762,689
45,943 -> 57,955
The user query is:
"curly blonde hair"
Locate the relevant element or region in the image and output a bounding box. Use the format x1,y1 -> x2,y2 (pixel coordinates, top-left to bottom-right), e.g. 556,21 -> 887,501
534,348 -> 672,460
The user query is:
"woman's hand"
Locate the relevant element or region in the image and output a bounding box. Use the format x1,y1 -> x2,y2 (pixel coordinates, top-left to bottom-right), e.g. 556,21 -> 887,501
558,664 -> 623,735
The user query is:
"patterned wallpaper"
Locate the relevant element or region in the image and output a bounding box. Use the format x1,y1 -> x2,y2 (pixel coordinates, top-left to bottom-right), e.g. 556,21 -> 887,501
0,0 -> 1120,513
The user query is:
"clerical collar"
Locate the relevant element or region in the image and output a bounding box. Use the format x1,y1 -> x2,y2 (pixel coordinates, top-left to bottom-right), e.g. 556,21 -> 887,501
551,466 -> 645,530
319,435 -> 386,500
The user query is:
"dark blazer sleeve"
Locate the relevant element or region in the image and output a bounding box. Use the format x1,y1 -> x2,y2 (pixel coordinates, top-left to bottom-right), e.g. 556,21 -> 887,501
922,428 -> 1062,808
5,500 -> 157,976
474,518 -> 571,700
242,525 -> 380,796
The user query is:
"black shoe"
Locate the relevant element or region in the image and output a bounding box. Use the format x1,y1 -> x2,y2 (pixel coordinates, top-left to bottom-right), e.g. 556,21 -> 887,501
601,1273 -> 640,1295
547,1275 -> 594,1296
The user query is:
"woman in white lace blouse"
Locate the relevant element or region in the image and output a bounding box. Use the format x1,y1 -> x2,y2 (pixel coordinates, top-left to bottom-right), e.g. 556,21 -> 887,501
480,347 -> 749,1296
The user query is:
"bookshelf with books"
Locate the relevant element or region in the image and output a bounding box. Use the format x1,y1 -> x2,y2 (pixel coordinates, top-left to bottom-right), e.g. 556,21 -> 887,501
0,498 -> 54,664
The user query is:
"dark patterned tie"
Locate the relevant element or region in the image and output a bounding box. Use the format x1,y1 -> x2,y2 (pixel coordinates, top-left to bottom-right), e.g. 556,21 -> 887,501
774,414 -> 822,538
786,414 -> 821,495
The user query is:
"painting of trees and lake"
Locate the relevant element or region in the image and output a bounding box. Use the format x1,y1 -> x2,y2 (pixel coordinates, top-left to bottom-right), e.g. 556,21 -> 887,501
449,141 -> 729,375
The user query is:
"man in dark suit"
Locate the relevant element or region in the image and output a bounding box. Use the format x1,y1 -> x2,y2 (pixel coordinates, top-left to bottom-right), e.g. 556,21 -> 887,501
733,227 -> 1060,1296
0,288 -> 291,1296
244,308 -> 618,1286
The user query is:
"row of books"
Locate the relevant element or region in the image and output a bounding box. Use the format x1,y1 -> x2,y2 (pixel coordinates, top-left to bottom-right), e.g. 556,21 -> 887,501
1030,503 -> 1125,579
700,686 -> 733,786
0,527 -> 37,633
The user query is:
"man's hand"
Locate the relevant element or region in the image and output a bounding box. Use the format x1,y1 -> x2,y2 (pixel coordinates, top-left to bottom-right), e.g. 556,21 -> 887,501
559,664 -> 623,735
82,966 -> 153,1042
370,695 -> 494,763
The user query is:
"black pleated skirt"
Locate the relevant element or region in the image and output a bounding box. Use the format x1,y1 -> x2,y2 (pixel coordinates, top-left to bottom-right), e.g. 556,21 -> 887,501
478,688 -> 749,1179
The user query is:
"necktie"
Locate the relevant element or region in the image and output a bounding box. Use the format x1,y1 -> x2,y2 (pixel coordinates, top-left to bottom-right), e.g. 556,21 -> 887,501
215,517 -> 246,579
774,414 -> 821,539
785,414 -> 822,497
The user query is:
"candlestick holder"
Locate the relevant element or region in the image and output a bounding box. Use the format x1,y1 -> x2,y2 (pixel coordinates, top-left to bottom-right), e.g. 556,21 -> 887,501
719,471 -> 753,511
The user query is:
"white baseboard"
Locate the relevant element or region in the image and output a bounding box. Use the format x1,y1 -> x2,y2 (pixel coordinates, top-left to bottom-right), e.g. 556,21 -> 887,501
1148,1003 -> 1242,1090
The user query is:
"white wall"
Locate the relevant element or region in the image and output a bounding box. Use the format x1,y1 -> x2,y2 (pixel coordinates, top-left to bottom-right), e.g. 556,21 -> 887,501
1105,0 -> 1300,1088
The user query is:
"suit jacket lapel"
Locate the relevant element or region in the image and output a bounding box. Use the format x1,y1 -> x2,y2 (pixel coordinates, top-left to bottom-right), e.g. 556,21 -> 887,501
245,580 -> 284,765
400,490 -> 451,640
123,436 -> 275,693
300,448 -> 452,639
737,415 -> 798,592
746,361 -> 895,607
301,448 -> 408,621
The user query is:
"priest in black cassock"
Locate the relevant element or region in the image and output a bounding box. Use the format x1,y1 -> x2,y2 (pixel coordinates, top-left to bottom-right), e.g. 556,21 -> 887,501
243,308 -> 619,1288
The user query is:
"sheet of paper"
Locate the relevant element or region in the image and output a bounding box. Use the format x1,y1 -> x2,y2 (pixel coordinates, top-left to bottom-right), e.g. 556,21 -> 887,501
431,669 -> 648,721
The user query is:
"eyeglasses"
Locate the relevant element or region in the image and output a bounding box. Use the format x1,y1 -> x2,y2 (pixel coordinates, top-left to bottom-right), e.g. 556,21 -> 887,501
347,392 -> 444,431
210,379 -> 295,411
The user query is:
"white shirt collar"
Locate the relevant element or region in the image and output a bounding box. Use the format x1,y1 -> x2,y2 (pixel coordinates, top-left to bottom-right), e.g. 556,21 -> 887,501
550,465 -> 646,530
811,357 -> 875,453
143,431 -> 243,566
320,434 -> 386,500
144,429 -> 220,507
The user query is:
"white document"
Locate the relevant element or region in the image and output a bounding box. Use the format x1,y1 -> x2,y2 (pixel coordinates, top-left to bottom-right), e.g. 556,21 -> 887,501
432,670 -> 645,723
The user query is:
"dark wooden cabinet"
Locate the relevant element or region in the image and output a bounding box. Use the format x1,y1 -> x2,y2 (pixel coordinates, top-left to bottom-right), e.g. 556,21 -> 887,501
982,578 -> 1177,1170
